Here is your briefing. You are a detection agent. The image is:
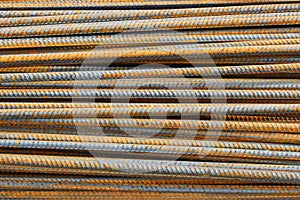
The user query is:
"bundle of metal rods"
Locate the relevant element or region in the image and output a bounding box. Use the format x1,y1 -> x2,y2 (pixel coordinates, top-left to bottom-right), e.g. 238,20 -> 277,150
0,0 -> 299,199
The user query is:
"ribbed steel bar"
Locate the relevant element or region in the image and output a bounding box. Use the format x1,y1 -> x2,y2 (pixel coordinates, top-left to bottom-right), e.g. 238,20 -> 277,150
1,79 -> 297,90
1,15 -> 300,38
113,56 -> 300,66
1,38 -> 298,59
1,118 -> 298,133
0,191 -> 299,200
2,3 -> 300,18
1,181 -> 300,193
3,56 -> 298,67
1,33 -> 300,50
214,56 -> 300,65
2,140 -> 300,162
0,89 -> 297,102
0,153 -> 299,183
2,10 -> 300,27
195,27 -> 300,35
190,155 -> 300,165
2,128 -> 300,147
3,38 -> 300,63
0,66 -> 124,73
1,160 -> 299,177
0,102 -> 298,111
0,176 -> 263,186
0,125 -> 299,145
2,0 -> 298,9
0,105 -> 297,118
2,138 -> 300,152
3,132 -> 300,151
1,61 -> 300,74
0,108 -> 298,122
1,44 -> 299,66
0,46 -> 95,55
0,10 -> 97,18
0,63 -> 298,82
1,130 -> 299,144
1,154 -> 300,172
0,164 -> 160,177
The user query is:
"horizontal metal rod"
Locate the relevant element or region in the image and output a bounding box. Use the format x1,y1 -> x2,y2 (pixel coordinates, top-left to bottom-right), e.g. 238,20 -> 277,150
1,78 -> 298,90
0,102 -> 297,110
0,191 -> 299,200
0,63 -> 299,82
1,118 -> 298,133
2,11 -> 300,27
1,44 -> 299,66
1,180 -> 299,192
1,3 -> 300,20
2,137 -> 300,152
1,0 -> 297,9
0,89 -> 298,102
1,130 -> 299,144
1,31 -> 300,50
0,153 -> 299,183
1,16 -> 299,38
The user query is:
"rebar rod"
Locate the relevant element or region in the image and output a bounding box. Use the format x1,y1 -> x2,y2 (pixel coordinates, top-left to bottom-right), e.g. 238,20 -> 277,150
2,0 -> 298,9
1,16 -> 300,38
2,11 -> 300,27
1,130 -> 299,144
0,89 -> 298,102
2,138 -> 300,152
1,32 -> 300,50
0,108 -> 298,123
0,191 -> 299,200
0,153 -> 299,183
2,3 -> 300,18
1,118 -> 298,133
1,78 -> 298,90
0,63 -> 298,82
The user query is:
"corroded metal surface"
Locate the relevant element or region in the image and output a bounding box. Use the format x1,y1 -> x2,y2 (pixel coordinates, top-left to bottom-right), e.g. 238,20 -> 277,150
0,0 -> 299,199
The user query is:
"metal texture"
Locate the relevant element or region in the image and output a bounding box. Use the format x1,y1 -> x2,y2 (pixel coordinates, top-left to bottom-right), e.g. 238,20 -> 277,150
1,0 -> 299,199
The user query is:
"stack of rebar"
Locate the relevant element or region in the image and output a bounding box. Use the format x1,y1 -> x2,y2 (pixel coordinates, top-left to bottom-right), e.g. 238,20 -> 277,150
0,0 -> 299,199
